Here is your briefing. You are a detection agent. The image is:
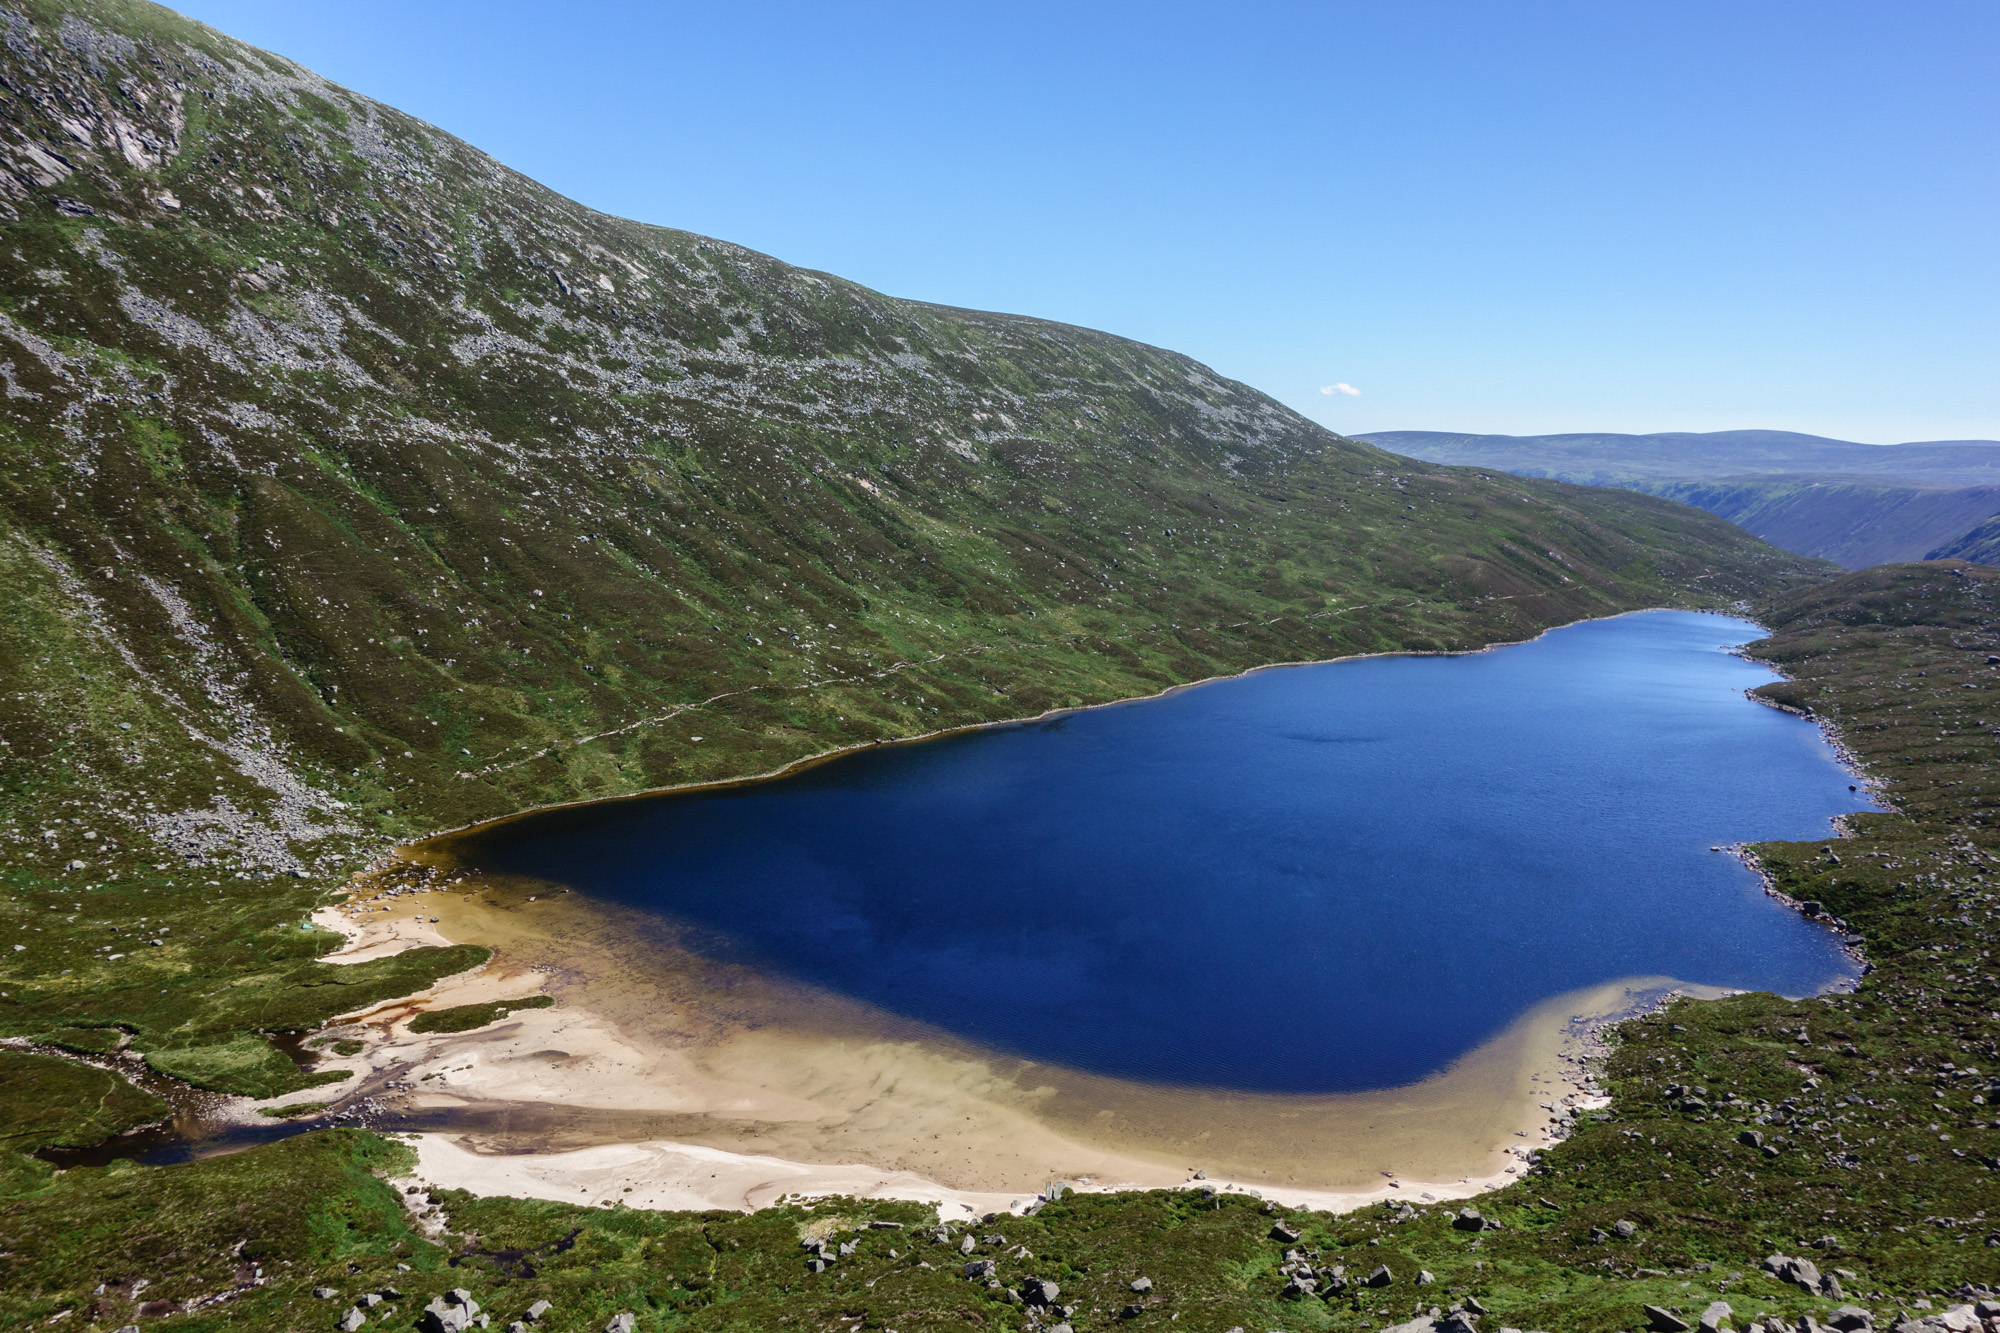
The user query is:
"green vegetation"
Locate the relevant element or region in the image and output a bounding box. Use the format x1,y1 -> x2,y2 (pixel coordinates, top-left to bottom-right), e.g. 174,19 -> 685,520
407,995 -> 554,1034
0,1048 -> 165,1153
143,1035 -> 350,1100
0,2 -> 1994,1328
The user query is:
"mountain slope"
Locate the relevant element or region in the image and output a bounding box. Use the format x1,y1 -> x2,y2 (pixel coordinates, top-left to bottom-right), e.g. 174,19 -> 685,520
0,2 -> 1824,1105
1633,476 -> 2000,568
1363,431 -> 2000,566
1362,430 -> 2000,487
1927,513 -> 2000,565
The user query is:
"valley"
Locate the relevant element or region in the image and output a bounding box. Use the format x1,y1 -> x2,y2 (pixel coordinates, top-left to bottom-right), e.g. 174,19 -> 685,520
0,4 -> 1995,1332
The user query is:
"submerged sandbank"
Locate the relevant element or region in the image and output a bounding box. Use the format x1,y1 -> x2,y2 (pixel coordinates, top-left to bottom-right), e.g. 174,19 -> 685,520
291,873 -> 1691,1214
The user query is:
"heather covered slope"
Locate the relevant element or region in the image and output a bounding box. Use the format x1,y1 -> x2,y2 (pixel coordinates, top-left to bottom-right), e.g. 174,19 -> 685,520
1638,476 -> 2000,569
1928,514 -> 2000,566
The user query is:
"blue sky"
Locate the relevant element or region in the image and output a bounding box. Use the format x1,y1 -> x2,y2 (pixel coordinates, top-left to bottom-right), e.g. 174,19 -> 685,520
175,1 -> 1997,443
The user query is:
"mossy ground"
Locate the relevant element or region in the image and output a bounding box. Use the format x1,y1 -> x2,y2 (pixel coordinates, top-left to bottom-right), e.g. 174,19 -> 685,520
405,995 -> 552,1035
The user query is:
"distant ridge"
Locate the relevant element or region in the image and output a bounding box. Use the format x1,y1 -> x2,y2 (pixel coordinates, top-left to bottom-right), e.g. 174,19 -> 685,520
1359,430 -> 2000,487
1362,430 -> 2000,567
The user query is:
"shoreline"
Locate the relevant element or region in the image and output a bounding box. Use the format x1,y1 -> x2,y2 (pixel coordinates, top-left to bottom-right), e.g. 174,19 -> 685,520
412,606 -> 1744,854
241,603 -> 1876,1221
278,884 -> 1679,1218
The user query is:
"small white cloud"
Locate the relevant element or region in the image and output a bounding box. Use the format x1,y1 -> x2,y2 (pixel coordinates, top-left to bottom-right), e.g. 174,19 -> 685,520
1319,383 -> 1360,397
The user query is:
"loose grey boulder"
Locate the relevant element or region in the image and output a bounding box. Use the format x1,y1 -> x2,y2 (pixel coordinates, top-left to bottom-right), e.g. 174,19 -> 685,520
1821,1273 -> 1845,1299
1437,1315 -> 1480,1333
1645,1305 -> 1692,1332
959,1233 -> 977,1254
525,1303 -> 551,1324
314,1289 -> 339,1300
1418,1269 -> 1437,1285
419,1298 -> 468,1333
1130,1277 -> 1153,1293
1270,1222 -> 1302,1243
1827,1307 -> 1873,1331
963,1259 -> 996,1280
1023,1278 -> 1060,1307
1739,1130 -> 1764,1149
1281,1277 -> 1316,1300
603,1315 -> 635,1333
1382,1317 -> 1438,1333
1699,1300 -> 1733,1331
1366,1264 -> 1395,1288
340,1309 -> 368,1333
1613,1218 -> 1638,1239
1453,1207 -> 1488,1231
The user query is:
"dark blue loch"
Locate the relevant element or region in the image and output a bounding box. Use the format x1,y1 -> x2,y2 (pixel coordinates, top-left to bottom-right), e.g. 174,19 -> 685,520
459,612 -> 1870,1095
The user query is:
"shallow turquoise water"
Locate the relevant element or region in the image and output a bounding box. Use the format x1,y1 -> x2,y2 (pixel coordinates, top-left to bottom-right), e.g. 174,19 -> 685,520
465,611 -> 1871,1094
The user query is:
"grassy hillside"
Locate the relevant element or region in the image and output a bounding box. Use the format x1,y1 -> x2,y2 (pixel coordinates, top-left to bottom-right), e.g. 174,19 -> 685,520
1634,476 -> 2000,568
3,564 -> 1996,1333
0,0 -> 1825,1109
1927,515 -> 2000,566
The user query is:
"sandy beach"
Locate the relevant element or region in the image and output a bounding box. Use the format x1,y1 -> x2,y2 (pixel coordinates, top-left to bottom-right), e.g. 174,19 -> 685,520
272,864 -> 1683,1219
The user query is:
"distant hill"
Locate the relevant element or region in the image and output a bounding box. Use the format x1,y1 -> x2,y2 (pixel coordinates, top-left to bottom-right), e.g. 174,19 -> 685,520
1362,431 -> 2000,566
1928,513 -> 2000,564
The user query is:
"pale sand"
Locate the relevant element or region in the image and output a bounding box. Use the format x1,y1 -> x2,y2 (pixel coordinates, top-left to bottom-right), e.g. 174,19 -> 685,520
276,867 -> 1690,1217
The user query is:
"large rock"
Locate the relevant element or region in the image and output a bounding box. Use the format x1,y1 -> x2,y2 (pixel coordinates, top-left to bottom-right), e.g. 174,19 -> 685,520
1270,1223 -> 1302,1243
1645,1305 -> 1692,1333
603,1316 -> 634,1333
963,1259 -> 996,1281
1699,1300 -> 1732,1332
420,1300 -> 472,1333
1381,1319 -> 1437,1333
1760,1254 -> 1823,1292
1826,1307 -> 1873,1331
1022,1279 -> 1060,1307
1129,1278 -> 1153,1294
1365,1264 -> 1395,1288
1453,1207 -> 1488,1231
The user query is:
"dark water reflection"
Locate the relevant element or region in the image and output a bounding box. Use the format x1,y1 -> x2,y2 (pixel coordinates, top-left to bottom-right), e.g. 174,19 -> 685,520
458,612 -> 1870,1094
